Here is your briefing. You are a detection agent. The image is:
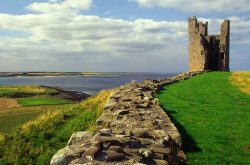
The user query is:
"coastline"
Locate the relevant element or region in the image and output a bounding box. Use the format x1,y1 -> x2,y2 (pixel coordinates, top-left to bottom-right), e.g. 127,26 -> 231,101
0,72 -> 177,78
41,85 -> 91,102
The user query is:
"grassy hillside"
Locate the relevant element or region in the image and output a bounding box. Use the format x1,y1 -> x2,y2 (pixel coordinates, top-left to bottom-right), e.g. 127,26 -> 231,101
0,90 -> 112,165
0,104 -> 72,134
156,72 -> 250,164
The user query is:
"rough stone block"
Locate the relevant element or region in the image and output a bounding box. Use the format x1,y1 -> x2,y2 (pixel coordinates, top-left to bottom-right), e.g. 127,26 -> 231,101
67,131 -> 93,146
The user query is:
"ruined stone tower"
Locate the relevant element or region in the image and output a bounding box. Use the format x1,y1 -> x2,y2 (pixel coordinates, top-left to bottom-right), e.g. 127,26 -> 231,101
188,16 -> 230,71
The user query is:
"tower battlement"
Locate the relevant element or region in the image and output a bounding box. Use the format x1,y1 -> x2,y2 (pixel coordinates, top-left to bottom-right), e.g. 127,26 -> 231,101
188,16 -> 230,71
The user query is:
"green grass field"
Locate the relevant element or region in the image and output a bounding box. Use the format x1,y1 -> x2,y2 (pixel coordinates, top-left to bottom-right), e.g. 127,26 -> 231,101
0,90 -> 111,165
156,72 -> 250,164
17,98 -> 73,107
0,85 -> 74,134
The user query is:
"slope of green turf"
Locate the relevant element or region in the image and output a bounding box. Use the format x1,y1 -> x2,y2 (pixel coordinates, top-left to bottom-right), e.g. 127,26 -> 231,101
156,72 -> 250,164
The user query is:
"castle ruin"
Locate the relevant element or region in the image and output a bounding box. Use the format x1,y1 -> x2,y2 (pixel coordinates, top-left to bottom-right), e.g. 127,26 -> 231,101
188,16 -> 230,71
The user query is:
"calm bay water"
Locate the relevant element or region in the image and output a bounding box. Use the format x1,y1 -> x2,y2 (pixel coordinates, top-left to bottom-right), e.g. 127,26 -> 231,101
0,73 -> 176,94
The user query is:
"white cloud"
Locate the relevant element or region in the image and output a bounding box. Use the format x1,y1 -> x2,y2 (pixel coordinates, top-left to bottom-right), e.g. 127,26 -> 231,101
0,4 -> 188,72
132,0 -> 250,13
48,0 -> 60,3
0,0 -> 249,71
0,14 -> 186,53
27,0 -> 93,13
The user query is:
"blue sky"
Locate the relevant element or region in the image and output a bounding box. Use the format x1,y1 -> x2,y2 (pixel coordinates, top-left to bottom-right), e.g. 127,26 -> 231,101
0,0 -> 249,72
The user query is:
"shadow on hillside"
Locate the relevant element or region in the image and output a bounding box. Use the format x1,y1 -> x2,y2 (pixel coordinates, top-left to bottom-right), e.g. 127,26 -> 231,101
162,108 -> 202,153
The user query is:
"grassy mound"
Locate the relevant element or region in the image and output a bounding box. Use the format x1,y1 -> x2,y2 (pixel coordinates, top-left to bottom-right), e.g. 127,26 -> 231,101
0,85 -> 56,98
156,72 -> 250,164
17,98 -> 72,107
0,90 -> 112,165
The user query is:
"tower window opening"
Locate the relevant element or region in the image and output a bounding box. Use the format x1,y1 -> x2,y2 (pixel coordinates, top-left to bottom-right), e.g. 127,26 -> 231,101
220,52 -> 224,60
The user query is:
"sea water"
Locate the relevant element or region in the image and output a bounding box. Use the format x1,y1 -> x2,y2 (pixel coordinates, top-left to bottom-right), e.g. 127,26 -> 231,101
0,73 -> 176,94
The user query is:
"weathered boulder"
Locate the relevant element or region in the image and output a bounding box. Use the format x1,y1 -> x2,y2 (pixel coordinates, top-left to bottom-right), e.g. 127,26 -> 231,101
50,146 -> 80,165
100,128 -> 112,136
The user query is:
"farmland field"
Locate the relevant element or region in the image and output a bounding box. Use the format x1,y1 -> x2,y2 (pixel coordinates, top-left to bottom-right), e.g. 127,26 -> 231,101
0,85 -> 78,133
17,98 -> 72,107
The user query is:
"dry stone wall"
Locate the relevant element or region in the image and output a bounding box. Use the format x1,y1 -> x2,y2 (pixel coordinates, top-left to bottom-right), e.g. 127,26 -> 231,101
50,71 -> 203,165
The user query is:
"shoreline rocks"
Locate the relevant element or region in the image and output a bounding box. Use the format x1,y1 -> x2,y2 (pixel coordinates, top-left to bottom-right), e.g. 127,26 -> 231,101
42,85 -> 91,102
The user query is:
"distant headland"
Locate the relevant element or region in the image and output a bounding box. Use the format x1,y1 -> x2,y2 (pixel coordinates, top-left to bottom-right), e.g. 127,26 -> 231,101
0,72 -> 172,78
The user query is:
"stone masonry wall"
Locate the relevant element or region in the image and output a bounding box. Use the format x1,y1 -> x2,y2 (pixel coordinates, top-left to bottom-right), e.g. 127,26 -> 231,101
50,71 -> 203,165
188,17 -> 207,71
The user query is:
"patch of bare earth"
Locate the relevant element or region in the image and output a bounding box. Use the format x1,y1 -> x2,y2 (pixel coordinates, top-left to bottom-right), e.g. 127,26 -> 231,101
0,98 -> 21,108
